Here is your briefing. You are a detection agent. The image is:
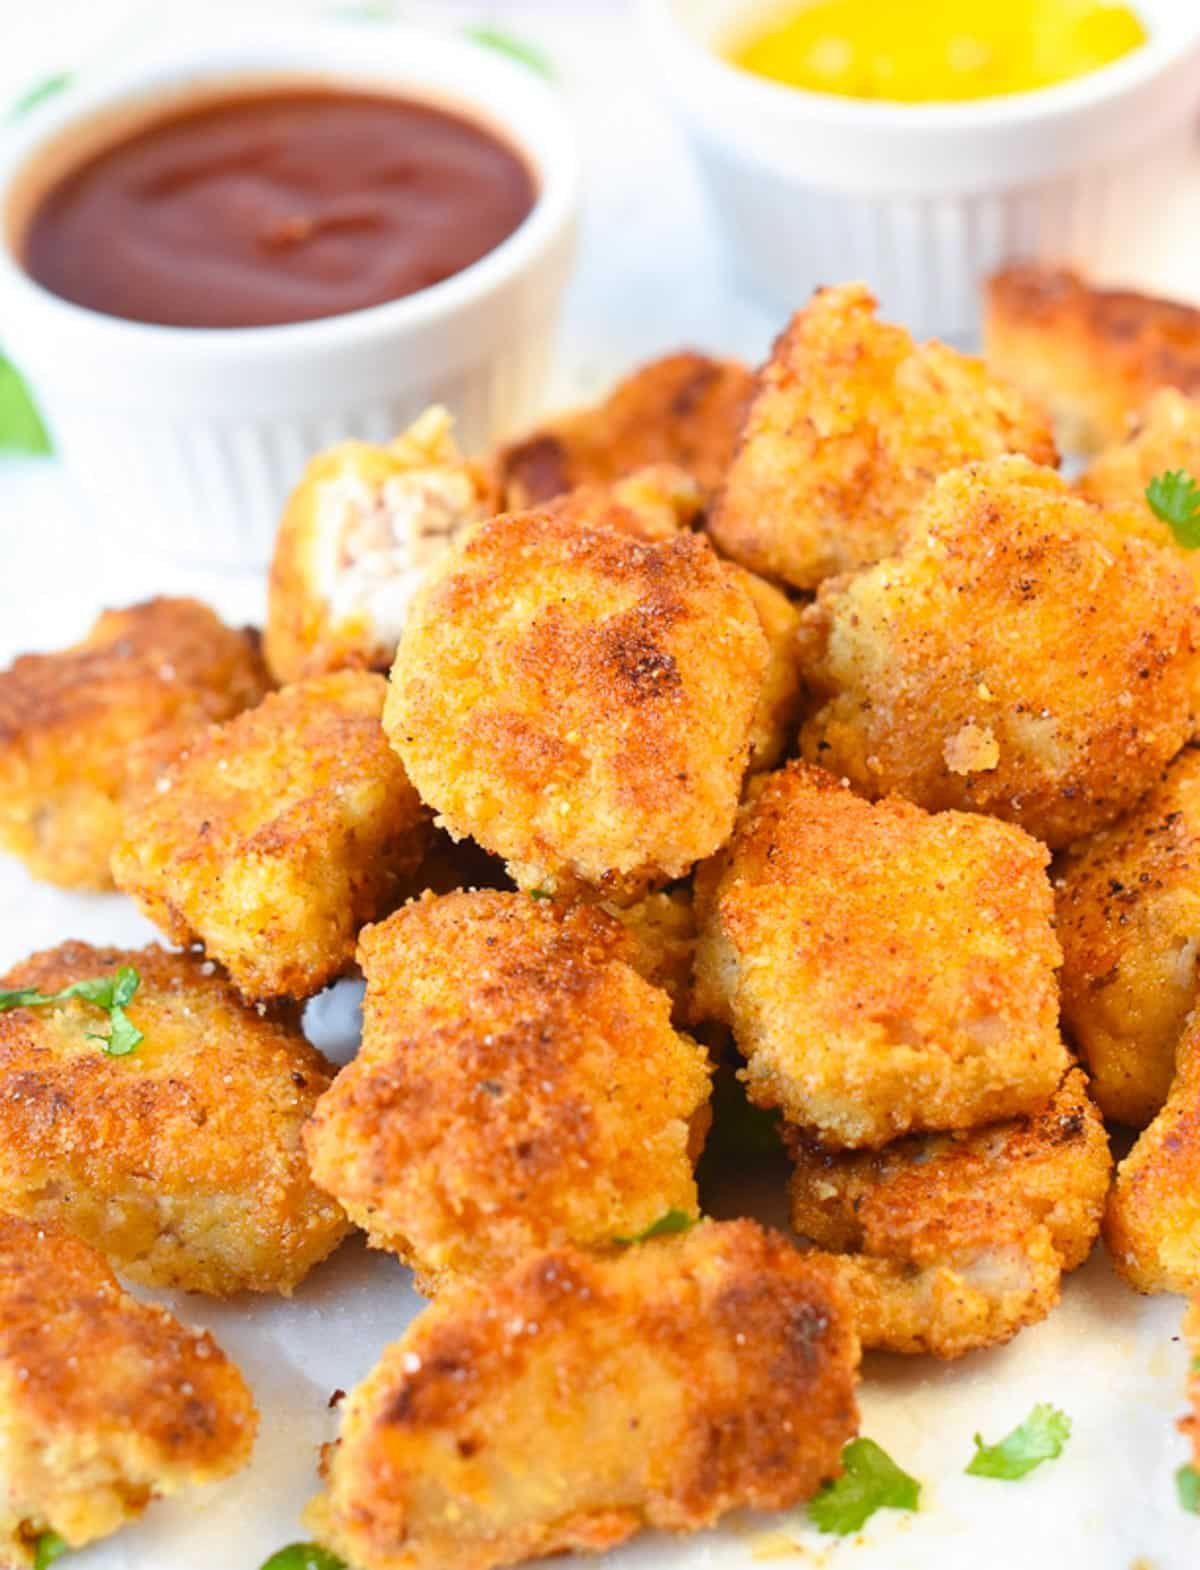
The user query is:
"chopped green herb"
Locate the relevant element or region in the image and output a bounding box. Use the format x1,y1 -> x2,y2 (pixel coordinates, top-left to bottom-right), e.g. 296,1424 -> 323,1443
7,72 -> 72,122
1191,1355 -> 1200,1373
259,1545 -> 348,1570
808,1437 -> 920,1536
463,24 -> 553,79
0,966 -> 143,1057
0,356 -> 50,455
33,1530 -> 69,1569
528,889 -> 554,901
1146,469 -> 1200,548
614,1208 -> 697,1245
966,1403 -> 1071,1480
1179,1464 -> 1200,1515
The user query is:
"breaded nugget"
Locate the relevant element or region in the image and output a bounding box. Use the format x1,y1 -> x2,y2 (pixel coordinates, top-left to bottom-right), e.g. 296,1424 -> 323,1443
491,352 -> 753,510
304,891 -> 711,1290
305,1219 -> 859,1570
692,763 -> 1066,1148
604,884 -> 696,1021
709,283 -> 1057,591
1105,1010 -> 1200,1294
985,263 -> 1200,454
0,597 -> 269,890
113,671 -> 428,1000
386,504 -> 768,899
1078,389 -> 1200,518
0,1213 -> 255,1565
0,940 -> 348,1295
798,457 -> 1198,848
1055,747 -> 1200,1128
265,408 -> 496,686
725,565 -> 803,773
786,1069 -> 1110,1359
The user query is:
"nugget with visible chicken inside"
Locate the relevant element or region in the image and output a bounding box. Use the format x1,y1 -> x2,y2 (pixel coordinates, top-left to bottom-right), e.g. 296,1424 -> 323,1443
112,671 -> 428,1000
1055,747 -> 1200,1128
264,408 -> 497,685
0,941 -> 348,1295
386,505 -> 768,899
709,283 -> 1057,591
786,1069 -> 1110,1359
0,1213 -> 255,1566
692,763 -> 1067,1148
492,352 -> 752,510
305,1219 -> 858,1570
798,457 -> 1198,848
304,891 -> 711,1290
0,597 -> 269,890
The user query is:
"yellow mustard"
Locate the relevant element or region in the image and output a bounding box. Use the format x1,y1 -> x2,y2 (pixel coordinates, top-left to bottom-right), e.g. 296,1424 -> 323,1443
725,0 -> 1147,103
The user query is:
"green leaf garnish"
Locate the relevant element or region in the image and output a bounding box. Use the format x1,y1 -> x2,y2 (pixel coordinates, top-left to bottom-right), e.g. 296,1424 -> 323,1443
614,1208 -> 697,1245
0,357 -> 50,456
1179,1464 -> 1200,1515
259,1545 -> 348,1570
463,25 -> 554,79
808,1437 -> 920,1536
966,1403 -> 1071,1480
1146,469 -> 1200,548
7,72 -> 72,122
33,1530 -> 69,1569
0,966 -> 143,1057
528,889 -> 554,900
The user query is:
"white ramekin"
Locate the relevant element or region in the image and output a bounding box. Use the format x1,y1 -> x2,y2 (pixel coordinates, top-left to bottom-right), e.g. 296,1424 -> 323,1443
638,0 -> 1200,342
0,22 -> 578,567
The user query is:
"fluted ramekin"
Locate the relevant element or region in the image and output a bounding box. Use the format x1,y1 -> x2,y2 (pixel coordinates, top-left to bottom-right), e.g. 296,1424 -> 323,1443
0,22 -> 578,567
638,0 -> 1200,342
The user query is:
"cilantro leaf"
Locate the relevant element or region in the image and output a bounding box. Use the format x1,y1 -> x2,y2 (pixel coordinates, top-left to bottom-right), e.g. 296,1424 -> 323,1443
808,1437 -> 920,1535
259,1544 -> 348,1570
1146,469 -> 1200,549
33,1530 -> 69,1569
463,25 -> 554,79
7,72 -> 72,122
1178,1464 -> 1200,1515
614,1209 -> 697,1245
528,889 -> 554,900
0,356 -> 50,456
966,1403 -> 1071,1479
0,966 -> 142,1056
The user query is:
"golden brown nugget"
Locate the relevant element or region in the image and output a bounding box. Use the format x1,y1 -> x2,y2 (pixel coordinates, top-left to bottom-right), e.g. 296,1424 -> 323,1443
709,282 -> 1056,591
985,262 -> 1200,455
692,763 -> 1066,1148
306,1220 -> 859,1570
1056,747 -> 1200,1128
492,351 -> 753,510
386,505 -> 768,899
304,891 -> 711,1290
113,671 -> 428,1001
798,457 -> 1198,848
0,1213 -> 255,1566
0,597 -> 269,891
265,407 -> 496,685
605,884 -> 697,1022
1105,1011 -> 1200,1294
786,1069 -> 1110,1359
1078,389 -> 1200,519
725,565 -> 803,774
0,941 -> 348,1296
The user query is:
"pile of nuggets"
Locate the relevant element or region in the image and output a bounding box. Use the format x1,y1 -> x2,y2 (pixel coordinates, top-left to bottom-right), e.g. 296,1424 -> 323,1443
3,266 -> 1200,1566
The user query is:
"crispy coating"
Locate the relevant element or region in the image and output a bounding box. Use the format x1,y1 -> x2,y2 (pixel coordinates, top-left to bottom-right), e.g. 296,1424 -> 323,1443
692,763 -> 1067,1148
1055,747 -> 1200,1128
985,263 -> 1200,454
725,566 -> 803,774
1105,1010 -> 1200,1294
385,504 -> 769,899
604,885 -> 697,1022
306,1220 -> 859,1570
304,891 -> 711,1290
709,283 -> 1057,591
0,597 -> 269,890
1078,389 -> 1200,519
112,671 -> 429,1001
797,457 -> 1198,848
491,352 -> 753,510
786,1069 -> 1110,1359
265,408 -> 497,686
547,463 -> 707,543
0,941 -> 348,1296
0,1213 -> 255,1565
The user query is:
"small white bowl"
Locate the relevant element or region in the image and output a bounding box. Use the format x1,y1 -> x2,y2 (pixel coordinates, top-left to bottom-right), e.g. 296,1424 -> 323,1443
638,0 -> 1200,341
0,22 -> 579,567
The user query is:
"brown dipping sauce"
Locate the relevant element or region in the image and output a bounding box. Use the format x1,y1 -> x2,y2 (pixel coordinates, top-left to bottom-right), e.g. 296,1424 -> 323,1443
21,88 -> 538,328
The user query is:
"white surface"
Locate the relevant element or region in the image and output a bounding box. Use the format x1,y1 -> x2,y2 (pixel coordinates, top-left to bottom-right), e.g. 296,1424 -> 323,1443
0,3 -> 1198,1568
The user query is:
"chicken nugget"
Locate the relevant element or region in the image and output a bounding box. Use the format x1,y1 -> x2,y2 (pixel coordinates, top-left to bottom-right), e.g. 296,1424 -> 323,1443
1055,747 -> 1200,1128
1105,1010 -> 1200,1294
0,940 -> 348,1295
385,504 -> 768,899
0,1213 -> 255,1566
692,763 -> 1067,1148
113,671 -> 428,1000
0,597 -> 269,891
786,1069 -> 1110,1359
725,565 -> 803,774
265,408 -> 496,686
604,884 -> 696,1021
797,457 -> 1198,848
304,891 -> 711,1291
985,263 -> 1200,455
305,1219 -> 858,1570
709,283 -> 1056,591
491,352 -> 753,510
